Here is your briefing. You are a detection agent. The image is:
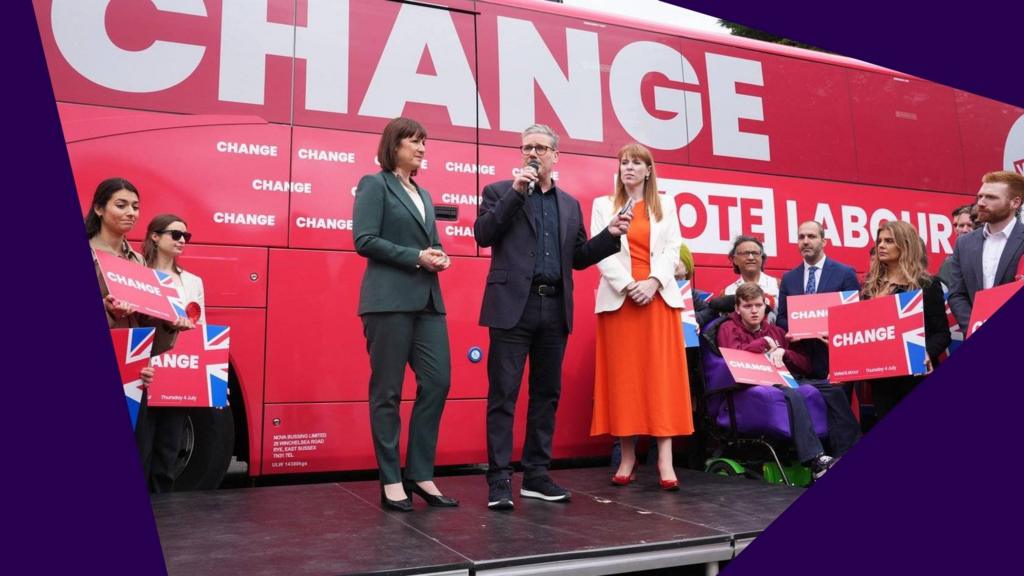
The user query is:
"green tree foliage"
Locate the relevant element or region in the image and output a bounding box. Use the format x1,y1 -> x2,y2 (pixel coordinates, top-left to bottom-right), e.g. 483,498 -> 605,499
718,20 -> 828,52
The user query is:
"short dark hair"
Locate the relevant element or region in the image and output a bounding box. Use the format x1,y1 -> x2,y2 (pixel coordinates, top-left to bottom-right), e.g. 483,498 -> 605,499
951,204 -> 973,219
376,117 -> 427,175
728,235 -> 768,273
799,220 -> 825,237
85,177 -> 139,238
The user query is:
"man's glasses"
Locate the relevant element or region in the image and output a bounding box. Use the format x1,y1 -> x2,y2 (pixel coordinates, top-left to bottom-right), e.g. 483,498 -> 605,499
520,144 -> 554,156
160,229 -> 193,243
735,250 -> 762,258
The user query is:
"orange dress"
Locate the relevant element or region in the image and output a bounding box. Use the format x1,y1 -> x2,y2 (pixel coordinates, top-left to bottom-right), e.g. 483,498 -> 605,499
591,202 -> 694,437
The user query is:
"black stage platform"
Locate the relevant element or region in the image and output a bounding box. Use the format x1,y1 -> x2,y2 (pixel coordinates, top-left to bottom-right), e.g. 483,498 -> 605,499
153,467 -> 802,575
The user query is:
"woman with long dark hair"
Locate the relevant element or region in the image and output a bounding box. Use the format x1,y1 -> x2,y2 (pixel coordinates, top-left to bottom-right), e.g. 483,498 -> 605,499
87,178 -> 187,471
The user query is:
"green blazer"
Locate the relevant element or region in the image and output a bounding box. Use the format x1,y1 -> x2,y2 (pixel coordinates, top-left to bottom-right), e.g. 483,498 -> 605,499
353,171 -> 446,315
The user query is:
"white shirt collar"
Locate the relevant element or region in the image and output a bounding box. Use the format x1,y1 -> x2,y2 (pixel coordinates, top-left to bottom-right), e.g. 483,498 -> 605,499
983,216 -> 1016,240
803,254 -> 826,271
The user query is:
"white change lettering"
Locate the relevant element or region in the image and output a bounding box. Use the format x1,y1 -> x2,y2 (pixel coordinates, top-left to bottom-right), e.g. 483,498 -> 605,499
151,354 -> 200,369
295,217 -> 352,230
360,3 -> 487,128
727,360 -> 773,372
441,193 -> 479,206
444,225 -> 474,237
216,141 -> 278,156
498,16 -> 600,140
445,162 -> 495,175
831,326 -> 896,348
51,0 -> 206,92
105,272 -> 162,295
252,180 -> 312,193
220,0 -> 348,113
297,148 -> 356,163
791,310 -> 828,320
214,212 -> 277,226
610,41 -> 702,150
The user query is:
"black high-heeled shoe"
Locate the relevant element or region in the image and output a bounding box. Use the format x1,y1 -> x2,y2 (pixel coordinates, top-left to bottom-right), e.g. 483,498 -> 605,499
380,489 -> 413,512
403,480 -> 459,507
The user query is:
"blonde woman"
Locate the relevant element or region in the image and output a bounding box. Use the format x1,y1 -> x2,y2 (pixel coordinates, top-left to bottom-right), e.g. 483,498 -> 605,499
861,220 -> 950,420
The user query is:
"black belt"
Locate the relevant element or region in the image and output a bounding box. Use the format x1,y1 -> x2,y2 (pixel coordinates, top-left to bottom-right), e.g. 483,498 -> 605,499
531,282 -> 560,296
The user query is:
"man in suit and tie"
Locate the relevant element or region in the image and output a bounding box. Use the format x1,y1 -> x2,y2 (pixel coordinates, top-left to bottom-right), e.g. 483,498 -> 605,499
475,124 -> 630,510
777,220 -> 861,380
948,171 -> 1024,333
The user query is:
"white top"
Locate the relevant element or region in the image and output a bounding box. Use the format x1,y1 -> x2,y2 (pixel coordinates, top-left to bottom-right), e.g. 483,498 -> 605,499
399,179 -> 425,221
982,217 -> 1016,289
802,255 -> 826,293
590,194 -> 684,313
723,273 -> 780,298
173,269 -> 207,324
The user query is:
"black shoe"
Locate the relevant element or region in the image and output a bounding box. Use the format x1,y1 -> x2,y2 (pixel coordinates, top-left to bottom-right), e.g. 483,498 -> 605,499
487,478 -> 514,510
380,489 -> 413,512
404,480 -> 459,507
810,455 -> 837,481
520,476 -> 571,502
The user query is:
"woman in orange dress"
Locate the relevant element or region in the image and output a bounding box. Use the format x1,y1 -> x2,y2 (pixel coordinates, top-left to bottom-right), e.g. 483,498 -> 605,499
590,143 -> 693,490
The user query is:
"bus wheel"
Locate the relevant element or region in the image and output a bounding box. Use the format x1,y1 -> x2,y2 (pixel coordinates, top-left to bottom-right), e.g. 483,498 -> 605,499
173,407 -> 235,491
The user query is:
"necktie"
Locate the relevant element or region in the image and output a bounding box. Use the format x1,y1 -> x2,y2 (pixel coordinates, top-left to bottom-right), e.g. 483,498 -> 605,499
805,265 -> 818,294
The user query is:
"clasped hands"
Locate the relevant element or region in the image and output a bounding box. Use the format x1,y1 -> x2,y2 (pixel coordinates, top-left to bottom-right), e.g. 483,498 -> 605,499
625,278 -> 660,306
418,248 -> 451,272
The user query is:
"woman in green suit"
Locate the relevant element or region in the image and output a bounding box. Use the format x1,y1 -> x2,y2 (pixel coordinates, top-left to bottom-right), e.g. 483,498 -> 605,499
354,117 -> 457,511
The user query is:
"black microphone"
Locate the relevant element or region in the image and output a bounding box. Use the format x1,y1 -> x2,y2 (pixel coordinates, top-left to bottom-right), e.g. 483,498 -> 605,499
526,159 -> 540,195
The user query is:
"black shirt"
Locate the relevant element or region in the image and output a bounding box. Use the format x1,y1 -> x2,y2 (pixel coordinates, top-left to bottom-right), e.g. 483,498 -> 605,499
529,186 -> 561,284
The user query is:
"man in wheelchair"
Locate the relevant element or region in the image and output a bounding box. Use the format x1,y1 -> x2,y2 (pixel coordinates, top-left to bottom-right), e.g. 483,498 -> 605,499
714,282 -> 861,480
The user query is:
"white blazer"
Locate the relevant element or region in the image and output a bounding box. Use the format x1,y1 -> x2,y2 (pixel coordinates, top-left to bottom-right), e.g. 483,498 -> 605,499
175,269 -> 207,324
591,194 -> 683,313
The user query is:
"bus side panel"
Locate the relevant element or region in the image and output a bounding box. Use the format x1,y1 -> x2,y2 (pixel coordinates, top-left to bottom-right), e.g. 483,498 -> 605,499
206,307 -> 267,475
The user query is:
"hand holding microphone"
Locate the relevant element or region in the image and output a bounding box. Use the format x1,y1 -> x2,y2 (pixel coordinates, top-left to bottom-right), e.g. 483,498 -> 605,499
608,199 -> 633,236
514,159 -> 541,195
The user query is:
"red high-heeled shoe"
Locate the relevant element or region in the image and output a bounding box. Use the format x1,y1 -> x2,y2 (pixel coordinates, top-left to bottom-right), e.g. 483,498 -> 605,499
659,478 -> 680,491
611,462 -> 638,486
659,467 -> 680,491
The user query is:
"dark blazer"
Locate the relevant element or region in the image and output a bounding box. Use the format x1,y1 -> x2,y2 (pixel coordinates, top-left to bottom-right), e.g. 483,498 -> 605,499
948,220 -> 1024,332
475,180 -> 619,331
353,171 -> 445,315
776,256 -> 861,379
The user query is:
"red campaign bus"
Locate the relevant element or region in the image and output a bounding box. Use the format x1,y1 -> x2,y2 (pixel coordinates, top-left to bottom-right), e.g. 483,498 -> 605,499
35,0 -> 1023,488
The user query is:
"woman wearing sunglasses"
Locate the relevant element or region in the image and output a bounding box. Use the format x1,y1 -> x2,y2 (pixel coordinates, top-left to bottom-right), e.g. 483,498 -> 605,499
139,213 -> 204,492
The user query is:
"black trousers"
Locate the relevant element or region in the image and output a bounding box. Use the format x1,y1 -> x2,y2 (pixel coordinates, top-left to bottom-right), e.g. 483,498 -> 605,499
486,292 -> 567,483
363,310 -> 451,485
137,405 -> 188,493
872,376 -> 921,422
779,386 -> 824,464
781,382 -> 862,463
811,382 -> 861,457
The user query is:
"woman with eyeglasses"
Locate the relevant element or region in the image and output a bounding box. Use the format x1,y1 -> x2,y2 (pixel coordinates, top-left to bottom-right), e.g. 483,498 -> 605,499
354,117 -> 457,512
861,220 -> 949,421
137,214 -> 202,492
590,143 -> 693,491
